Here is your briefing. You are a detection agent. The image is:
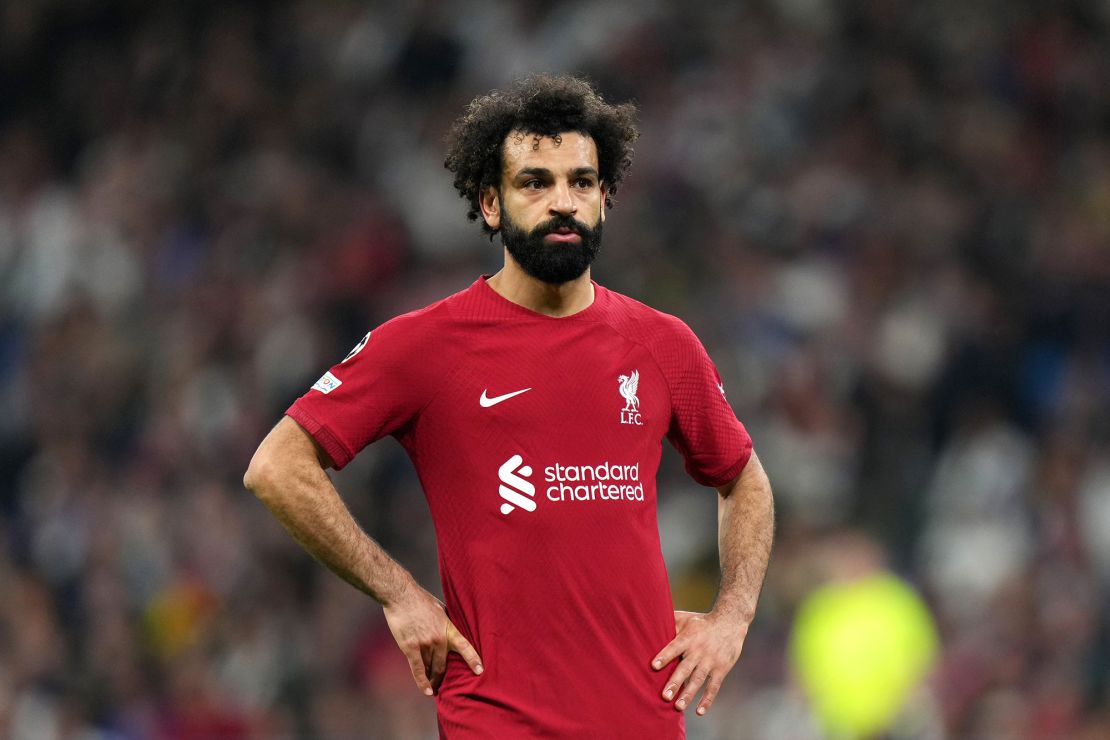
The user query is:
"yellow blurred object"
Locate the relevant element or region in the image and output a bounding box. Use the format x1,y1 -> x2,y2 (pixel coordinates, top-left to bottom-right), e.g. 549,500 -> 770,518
790,573 -> 938,738
143,580 -> 217,658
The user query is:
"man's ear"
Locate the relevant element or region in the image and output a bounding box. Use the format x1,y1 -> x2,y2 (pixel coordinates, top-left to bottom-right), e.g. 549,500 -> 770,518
600,183 -> 608,223
479,185 -> 501,231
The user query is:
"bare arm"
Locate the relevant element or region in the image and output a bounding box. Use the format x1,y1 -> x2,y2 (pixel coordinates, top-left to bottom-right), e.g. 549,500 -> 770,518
652,450 -> 775,715
713,450 -> 775,625
244,416 -> 483,694
244,416 -> 410,602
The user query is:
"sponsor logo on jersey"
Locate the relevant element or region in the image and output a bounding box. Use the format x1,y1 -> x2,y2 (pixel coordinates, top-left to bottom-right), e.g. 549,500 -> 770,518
544,461 -> 645,502
498,454 -> 536,515
497,455 -> 644,515
342,332 -> 371,363
311,371 -> 343,394
618,370 -> 643,426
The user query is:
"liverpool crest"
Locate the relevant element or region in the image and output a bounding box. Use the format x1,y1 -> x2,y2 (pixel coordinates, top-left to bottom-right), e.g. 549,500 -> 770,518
618,370 -> 643,426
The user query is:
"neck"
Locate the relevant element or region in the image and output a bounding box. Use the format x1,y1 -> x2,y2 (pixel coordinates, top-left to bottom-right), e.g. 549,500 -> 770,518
486,256 -> 595,317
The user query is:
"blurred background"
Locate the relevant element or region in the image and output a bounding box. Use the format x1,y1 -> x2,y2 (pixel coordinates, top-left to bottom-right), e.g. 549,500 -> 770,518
2,0 -> 1110,737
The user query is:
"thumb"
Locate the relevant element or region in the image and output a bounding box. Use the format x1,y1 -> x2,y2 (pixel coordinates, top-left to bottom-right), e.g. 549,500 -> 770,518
446,621 -> 485,676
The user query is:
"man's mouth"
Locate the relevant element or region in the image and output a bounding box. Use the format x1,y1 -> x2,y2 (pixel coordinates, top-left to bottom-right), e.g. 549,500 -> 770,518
544,226 -> 582,242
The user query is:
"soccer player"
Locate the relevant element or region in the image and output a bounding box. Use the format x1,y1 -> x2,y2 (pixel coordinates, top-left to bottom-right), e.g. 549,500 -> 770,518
244,74 -> 774,738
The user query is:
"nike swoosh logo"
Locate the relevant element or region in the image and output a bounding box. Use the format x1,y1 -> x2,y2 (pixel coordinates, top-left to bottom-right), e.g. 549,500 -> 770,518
480,388 -> 532,408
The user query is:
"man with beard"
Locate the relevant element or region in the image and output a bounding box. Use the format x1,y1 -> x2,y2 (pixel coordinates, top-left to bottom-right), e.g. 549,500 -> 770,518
245,75 -> 774,738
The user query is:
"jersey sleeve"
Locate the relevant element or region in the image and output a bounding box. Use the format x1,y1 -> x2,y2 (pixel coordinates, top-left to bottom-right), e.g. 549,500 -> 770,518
285,313 -> 432,470
661,319 -> 753,487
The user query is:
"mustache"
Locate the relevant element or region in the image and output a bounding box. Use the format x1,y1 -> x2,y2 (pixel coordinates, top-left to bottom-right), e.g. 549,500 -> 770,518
534,214 -> 590,236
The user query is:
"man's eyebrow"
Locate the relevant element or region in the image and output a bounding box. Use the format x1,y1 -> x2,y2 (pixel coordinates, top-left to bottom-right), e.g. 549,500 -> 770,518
512,167 -> 599,179
514,167 -> 552,179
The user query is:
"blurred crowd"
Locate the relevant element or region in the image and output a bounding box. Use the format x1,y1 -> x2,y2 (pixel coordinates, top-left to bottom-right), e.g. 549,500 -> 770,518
2,0 -> 1110,737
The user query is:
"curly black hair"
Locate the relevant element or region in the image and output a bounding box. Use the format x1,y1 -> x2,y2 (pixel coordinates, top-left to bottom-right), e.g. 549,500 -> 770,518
444,74 -> 639,235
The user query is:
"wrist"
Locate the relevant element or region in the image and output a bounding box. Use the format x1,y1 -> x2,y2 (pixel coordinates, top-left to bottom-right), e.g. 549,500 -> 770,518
709,596 -> 754,631
378,571 -> 416,609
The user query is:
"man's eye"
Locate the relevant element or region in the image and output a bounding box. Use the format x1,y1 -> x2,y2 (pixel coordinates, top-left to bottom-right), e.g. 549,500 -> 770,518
575,179 -> 595,189
523,180 -> 543,190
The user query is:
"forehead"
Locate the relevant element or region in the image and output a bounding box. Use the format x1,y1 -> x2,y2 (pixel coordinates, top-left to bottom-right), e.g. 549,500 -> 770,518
501,131 -> 599,175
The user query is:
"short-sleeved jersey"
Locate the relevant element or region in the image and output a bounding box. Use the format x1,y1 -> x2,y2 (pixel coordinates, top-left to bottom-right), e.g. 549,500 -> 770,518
287,277 -> 752,739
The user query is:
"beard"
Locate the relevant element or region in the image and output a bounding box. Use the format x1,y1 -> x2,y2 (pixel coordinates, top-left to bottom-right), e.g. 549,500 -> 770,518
499,207 -> 603,285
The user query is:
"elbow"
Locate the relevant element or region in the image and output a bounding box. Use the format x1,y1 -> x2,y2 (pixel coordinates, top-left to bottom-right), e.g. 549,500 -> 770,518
244,417 -> 325,503
243,447 -> 279,501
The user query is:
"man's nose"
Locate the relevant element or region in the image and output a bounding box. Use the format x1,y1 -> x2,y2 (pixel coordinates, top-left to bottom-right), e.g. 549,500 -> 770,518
549,181 -> 577,215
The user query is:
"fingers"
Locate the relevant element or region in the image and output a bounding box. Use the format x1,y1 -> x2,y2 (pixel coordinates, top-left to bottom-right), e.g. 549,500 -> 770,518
385,588 -> 487,698
654,612 -> 745,717
429,641 -> 448,692
661,654 -> 695,704
675,665 -> 711,712
447,621 -> 485,676
652,637 -> 683,672
654,632 -> 692,703
425,621 -> 485,694
662,659 -> 717,714
696,677 -> 723,716
396,620 -> 483,698
404,650 -> 435,697
654,612 -> 703,671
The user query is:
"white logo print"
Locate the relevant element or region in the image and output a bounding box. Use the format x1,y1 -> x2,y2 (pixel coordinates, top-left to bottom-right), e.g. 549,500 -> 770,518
480,387 -> 532,408
498,454 -> 536,515
618,370 -> 643,426
342,332 -> 371,363
311,371 -> 343,394
498,455 -> 648,513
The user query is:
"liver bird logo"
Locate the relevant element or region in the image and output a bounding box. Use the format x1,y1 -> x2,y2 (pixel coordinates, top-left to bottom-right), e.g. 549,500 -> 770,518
618,370 -> 640,412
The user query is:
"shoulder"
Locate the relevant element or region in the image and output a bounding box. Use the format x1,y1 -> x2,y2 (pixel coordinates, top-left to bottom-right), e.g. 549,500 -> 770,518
333,292 -> 463,378
369,284 -> 469,344
599,286 -> 703,352
597,286 -> 715,392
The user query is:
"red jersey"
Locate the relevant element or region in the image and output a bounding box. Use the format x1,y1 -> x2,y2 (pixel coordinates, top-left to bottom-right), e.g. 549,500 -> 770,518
287,277 -> 752,739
